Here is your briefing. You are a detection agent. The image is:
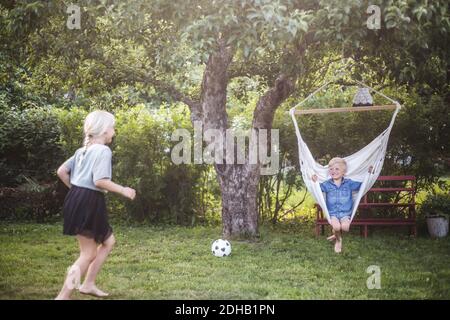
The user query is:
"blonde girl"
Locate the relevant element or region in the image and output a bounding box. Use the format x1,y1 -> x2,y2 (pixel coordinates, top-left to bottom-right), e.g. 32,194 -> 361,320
55,110 -> 135,299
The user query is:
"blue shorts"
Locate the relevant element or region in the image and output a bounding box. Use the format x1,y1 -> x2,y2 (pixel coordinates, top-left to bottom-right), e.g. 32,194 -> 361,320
329,212 -> 351,221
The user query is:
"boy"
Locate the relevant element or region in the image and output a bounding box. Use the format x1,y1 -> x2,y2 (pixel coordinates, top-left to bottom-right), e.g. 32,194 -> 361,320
312,157 -> 372,253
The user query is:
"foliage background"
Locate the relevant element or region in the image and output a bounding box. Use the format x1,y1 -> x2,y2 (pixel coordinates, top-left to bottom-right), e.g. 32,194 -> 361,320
0,0 -> 448,224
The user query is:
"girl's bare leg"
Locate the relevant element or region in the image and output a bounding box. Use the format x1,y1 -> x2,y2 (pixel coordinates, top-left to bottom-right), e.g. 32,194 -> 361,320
55,235 -> 97,300
79,234 -> 115,297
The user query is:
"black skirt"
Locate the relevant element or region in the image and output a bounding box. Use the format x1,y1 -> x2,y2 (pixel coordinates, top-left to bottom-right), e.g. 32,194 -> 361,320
62,185 -> 113,244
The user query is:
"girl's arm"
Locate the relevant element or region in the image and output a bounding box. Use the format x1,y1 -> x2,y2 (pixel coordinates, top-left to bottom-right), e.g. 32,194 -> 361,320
95,179 -> 136,200
57,165 -> 71,188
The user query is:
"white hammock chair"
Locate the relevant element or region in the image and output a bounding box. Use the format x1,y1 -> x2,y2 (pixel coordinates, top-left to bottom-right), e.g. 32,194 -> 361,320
289,77 -> 401,224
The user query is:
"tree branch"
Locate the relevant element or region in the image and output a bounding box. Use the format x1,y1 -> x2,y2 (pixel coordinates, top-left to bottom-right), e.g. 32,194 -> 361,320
138,75 -> 202,122
278,189 -> 308,220
252,73 -> 295,129
251,32 -> 317,129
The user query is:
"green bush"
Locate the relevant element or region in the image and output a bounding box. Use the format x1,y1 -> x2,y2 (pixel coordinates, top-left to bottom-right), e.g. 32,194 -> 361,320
53,104 -> 221,225
420,192 -> 450,219
111,104 -> 216,224
0,105 -> 63,187
0,180 -> 67,222
0,103 -> 222,224
53,107 -> 87,158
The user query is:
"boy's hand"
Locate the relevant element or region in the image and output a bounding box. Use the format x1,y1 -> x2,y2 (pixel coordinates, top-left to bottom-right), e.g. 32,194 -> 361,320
312,174 -> 318,182
368,166 -> 374,174
122,187 -> 136,200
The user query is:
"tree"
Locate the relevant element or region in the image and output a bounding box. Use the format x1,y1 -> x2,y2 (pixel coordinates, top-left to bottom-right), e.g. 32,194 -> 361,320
1,0 -> 448,237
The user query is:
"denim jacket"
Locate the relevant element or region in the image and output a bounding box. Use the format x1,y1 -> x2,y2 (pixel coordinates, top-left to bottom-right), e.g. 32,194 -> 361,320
320,178 -> 362,215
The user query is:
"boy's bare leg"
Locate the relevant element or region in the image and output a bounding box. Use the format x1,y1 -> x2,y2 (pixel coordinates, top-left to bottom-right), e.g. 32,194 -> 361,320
329,217 -> 340,239
335,237 -> 342,253
330,217 -> 342,253
340,217 -> 351,233
334,217 -> 350,253
329,216 -> 350,241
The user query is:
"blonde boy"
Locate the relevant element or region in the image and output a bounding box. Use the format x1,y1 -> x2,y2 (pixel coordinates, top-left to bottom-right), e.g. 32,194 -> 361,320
312,157 -> 372,253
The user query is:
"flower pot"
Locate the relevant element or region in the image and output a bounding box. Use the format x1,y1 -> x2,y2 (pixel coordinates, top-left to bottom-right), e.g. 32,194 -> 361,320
426,216 -> 449,238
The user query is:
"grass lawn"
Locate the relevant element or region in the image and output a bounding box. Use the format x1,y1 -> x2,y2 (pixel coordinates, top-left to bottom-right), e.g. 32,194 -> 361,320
0,221 -> 449,300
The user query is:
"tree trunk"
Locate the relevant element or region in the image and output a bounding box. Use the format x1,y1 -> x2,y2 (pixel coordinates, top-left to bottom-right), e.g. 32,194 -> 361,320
197,41 -> 295,238
218,163 -> 261,238
198,43 -> 261,237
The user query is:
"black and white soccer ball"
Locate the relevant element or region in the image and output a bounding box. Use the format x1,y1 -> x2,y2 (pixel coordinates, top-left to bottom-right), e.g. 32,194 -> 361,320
211,239 -> 231,257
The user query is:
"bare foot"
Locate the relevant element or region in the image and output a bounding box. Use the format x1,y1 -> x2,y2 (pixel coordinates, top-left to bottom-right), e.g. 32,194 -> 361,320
79,285 -> 109,297
55,295 -> 71,300
334,239 -> 342,253
327,235 -> 336,242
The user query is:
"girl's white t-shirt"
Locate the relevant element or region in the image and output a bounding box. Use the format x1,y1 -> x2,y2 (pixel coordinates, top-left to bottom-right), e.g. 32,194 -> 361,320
63,144 -> 112,192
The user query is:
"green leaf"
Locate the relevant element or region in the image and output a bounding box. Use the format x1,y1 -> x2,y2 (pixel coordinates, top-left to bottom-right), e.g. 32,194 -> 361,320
247,12 -> 260,20
386,20 -> 397,29
298,20 -> 308,32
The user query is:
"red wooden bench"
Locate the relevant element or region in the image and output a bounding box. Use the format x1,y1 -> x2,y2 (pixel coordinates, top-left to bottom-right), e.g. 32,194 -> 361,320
315,175 -> 417,238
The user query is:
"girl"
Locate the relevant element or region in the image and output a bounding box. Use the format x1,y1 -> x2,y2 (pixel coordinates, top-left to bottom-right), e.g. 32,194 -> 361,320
55,110 -> 136,300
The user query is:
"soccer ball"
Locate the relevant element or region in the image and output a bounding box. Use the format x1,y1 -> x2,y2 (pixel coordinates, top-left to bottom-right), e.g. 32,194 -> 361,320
211,239 -> 231,257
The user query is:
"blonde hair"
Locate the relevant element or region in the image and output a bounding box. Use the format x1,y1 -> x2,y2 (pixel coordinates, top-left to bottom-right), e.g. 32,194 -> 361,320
328,157 -> 347,172
79,110 -> 115,164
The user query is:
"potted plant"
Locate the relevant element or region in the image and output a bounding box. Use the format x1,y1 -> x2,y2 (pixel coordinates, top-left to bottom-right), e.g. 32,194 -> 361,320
420,193 -> 450,238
